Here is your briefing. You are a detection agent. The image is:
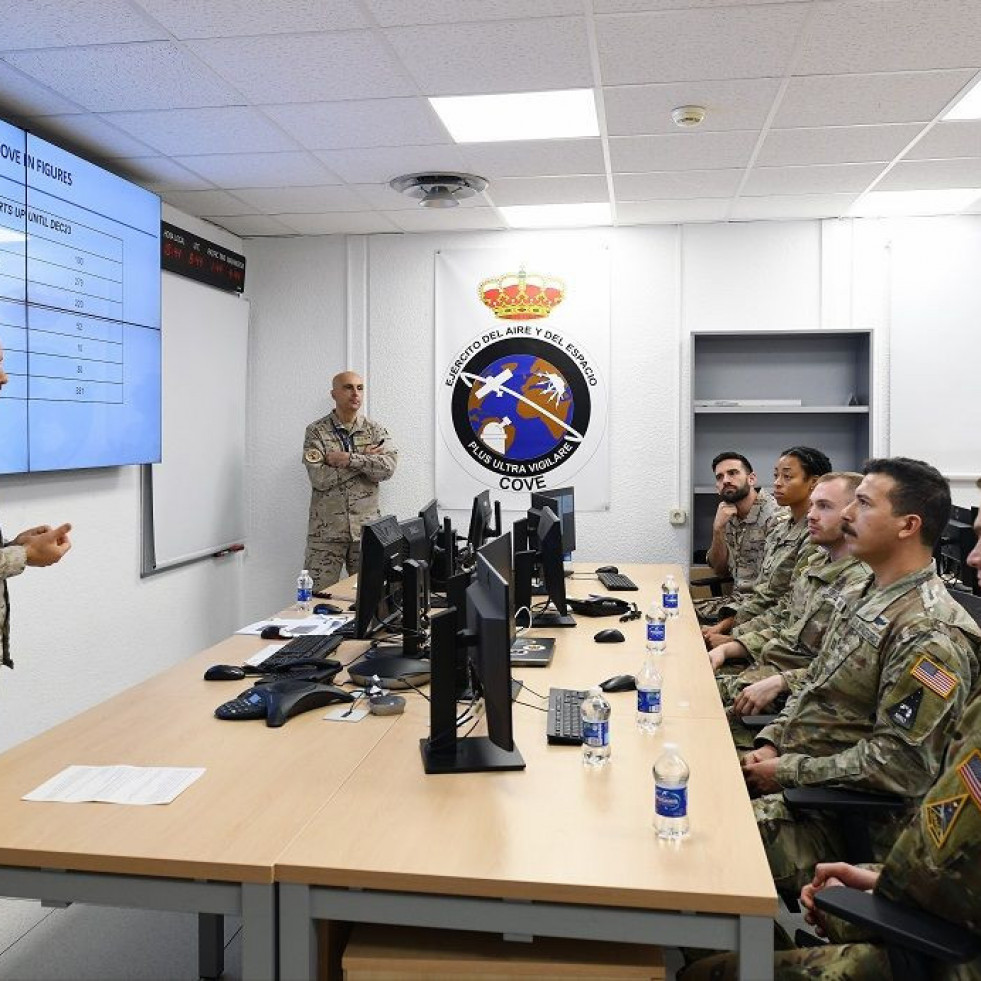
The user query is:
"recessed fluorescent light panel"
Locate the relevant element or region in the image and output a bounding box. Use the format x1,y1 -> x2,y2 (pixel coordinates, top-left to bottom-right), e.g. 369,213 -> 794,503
501,203 -> 612,229
430,89 -> 598,144
849,188 -> 981,218
943,76 -> 981,120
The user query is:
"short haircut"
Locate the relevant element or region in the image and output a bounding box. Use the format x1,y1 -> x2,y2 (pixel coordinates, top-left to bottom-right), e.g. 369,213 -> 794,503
711,451 -> 753,475
815,471 -> 863,493
862,457 -> 951,548
779,446 -> 833,479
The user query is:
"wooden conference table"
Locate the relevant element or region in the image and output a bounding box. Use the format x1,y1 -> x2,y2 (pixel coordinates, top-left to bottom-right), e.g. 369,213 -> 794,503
0,563 -> 776,980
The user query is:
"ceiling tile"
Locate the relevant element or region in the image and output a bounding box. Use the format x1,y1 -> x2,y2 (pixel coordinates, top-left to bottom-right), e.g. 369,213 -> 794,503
384,18 -> 593,95
904,120 -> 981,160
384,207 -> 506,232
114,156 -> 214,191
314,145 -> 469,184
730,193 -> 859,221
741,163 -> 885,197
595,5 -> 807,86
0,62 -> 84,117
461,140 -> 605,179
757,124 -> 924,167
775,70 -> 977,128
4,42 -> 242,112
175,152 -> 340,188
207,214 -> 295,236
230,185 -> 372,213
597,0 -> 810,7
365,0 -> 579,26
876,158 -> 981,191
614,169 -> 742,199
264,99 -> 448,150
103,107 -> 302,155
31,113 -> 158,159
186,32 -> 413,104
603,78 -> 781,136
160,189 -> 257,216
134,0 -> 368,38
616,198 -> 729,224
276,212 -> 401,235
0,0 -> 166,49
488,175 -> 609,207
798,0 -> 981,76
610,130 -> 757,172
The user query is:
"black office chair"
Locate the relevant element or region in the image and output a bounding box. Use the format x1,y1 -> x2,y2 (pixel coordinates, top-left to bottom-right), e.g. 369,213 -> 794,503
814,885 -> 981,981
949,585 -> 981,628
690,550 -> 734,624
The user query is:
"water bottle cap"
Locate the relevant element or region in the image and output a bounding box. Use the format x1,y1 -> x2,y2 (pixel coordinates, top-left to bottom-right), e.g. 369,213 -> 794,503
300,569 -> 309,575
588,686 -> 602,696
663,741 -> 679,750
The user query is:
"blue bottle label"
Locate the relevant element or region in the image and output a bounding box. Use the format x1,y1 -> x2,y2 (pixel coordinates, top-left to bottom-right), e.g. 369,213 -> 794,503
297,587 -> 312,602
637,689 -> 661,713
646,622 -> 665,643
655,784 -> 688,818
582,720 -> 609,747
662,592 -> 679,611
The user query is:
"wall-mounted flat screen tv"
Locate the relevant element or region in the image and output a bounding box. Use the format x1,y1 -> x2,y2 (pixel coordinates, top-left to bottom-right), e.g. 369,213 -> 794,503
0,117 -> 161,473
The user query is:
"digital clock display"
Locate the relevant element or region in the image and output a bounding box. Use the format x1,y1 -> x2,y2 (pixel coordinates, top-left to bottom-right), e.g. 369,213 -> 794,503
161,222 -> 245,294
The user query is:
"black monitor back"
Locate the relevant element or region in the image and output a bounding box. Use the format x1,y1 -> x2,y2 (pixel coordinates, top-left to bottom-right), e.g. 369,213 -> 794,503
399,516 -> 429,562
530,486 -> 576,558
419,498 -> 440,539
536,506 -> 569,616
467,489 -> 493,553
354,515 -> 405,639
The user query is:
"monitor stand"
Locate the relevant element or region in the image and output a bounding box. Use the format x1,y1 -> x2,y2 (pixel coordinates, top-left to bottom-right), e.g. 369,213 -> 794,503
531,609 -> 576,628
421,736 -> 525,775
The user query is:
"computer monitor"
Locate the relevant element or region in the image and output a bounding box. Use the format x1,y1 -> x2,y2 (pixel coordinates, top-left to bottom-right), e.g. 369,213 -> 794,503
530,486 -> 576,561
935,504 -> 980,595
420,535 -> 524,774
419,499 -> 440,540
514,506 -> 576,628
399,516 -> 429,562
353,515 -> 406,640
467,489 -> 493,554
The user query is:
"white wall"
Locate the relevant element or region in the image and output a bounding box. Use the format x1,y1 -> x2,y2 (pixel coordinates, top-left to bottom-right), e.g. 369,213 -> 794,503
0,207 -> 247,754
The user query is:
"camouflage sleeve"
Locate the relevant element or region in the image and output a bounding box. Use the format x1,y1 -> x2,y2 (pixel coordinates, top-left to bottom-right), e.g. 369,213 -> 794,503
348,424 -> 397,484
781,665 -> 812,695
775,630 -> 972,795
0,545 -> 27,581
734,540 -> 814,626
303,424 -> 360,493
732,614 -> 784,658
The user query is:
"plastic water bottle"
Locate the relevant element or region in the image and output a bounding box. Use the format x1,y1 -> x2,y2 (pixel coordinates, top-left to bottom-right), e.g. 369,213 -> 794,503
645,602 -> 667,654
661,574 -> 680,619
636,652 -> 663,732
653,743 -> 690,839
581,687 -> 611,767
296,568 -> 313,613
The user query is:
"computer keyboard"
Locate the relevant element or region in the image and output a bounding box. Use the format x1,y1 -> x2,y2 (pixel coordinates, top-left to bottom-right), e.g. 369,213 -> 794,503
597,571 -> 639,591
328,619 -> 356,638
546,687 -> 588,745
259,633 -> 343,671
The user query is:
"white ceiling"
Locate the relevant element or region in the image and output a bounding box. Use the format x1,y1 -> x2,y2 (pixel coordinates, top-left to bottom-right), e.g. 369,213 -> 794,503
1,0 -> 980,236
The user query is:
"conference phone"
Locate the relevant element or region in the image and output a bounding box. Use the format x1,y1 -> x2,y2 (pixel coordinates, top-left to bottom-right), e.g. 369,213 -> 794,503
216,679 -> 354,727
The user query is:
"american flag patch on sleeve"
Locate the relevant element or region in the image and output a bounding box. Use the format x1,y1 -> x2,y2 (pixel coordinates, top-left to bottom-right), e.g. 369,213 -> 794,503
958,751 -> 981,811
910,656 -> 959,699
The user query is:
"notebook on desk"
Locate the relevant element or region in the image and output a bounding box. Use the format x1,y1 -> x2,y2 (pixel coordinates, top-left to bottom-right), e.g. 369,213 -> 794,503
509,637 -> 555,667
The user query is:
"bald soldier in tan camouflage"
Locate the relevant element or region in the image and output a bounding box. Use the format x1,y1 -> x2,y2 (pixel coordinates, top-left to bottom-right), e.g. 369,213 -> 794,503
742,459 -> 981,897
303,371 -> 398,589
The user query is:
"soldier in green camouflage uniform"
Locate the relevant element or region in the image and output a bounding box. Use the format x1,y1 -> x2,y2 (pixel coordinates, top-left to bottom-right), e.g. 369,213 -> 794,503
693,452 -> 783,623
679,693 -> 981,981
743,460 -> 981,897
303,371 -> 398,589
0,341 -> 73,675
705,447 -> 832,646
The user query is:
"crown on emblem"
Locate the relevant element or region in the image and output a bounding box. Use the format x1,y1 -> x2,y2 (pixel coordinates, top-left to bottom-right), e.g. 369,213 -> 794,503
479,267 -> 565,320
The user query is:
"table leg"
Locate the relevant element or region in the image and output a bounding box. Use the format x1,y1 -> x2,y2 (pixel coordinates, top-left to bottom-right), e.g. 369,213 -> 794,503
738,914 -> 773,981
241,882 -> 277,981
279,882 -> 316,981
198,912 -> 225,979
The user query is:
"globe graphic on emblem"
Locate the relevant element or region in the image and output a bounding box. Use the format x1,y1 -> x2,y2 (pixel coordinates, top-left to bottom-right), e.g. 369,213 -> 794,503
467,354 -> 575,461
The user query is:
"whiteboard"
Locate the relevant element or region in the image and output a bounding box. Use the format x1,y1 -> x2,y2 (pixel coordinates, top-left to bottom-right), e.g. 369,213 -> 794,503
141,272 -> 249,573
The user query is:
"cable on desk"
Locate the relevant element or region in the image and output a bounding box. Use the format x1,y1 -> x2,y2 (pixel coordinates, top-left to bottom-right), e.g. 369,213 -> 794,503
514,699 -> 547,714
518,681 -> 547,700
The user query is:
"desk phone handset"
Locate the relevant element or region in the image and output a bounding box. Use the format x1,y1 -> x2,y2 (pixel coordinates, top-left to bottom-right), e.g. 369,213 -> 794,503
215,680 -> 354,727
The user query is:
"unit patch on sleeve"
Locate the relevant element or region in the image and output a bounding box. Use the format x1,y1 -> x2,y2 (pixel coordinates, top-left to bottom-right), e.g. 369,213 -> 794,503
910,656 -> 958,699
886,687 -> 923,730
304,448 -> 324,464
926,794 -> 968,849
957,750 -> 981,811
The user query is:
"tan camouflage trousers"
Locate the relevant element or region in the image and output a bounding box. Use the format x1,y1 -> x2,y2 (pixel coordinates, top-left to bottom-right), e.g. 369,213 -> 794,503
678,943 -> 893,980
305,539 -> 361,591
694,594 -> 735,622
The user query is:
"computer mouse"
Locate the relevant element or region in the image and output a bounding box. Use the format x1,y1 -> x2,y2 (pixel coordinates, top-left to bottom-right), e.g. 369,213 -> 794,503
368,693 -> 406,716
204,664 -> 247,681
313,603 -> 343,615
599,674 -> 636,693
596,565 -> 619,574
594,628 -> 625,643
260,625 -> 290,640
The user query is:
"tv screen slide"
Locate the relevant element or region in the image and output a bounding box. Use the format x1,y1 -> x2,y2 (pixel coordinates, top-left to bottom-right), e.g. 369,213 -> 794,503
0,118 -> 161,473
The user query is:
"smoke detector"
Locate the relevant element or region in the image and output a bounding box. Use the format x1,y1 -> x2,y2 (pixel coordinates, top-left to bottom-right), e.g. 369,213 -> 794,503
389,172 -> 488,209
671,105 -> 707,128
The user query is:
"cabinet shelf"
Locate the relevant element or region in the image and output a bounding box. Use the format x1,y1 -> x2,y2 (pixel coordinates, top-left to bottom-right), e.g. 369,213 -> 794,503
694,405 -> 869,415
